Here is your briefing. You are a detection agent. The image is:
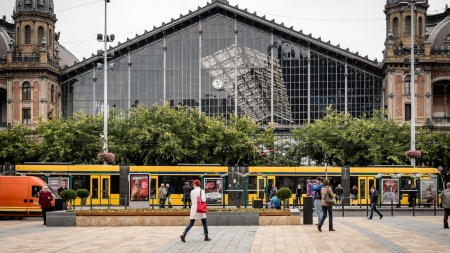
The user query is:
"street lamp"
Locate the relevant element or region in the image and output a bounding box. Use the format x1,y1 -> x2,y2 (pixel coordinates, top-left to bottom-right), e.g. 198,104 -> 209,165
97,0 -> 115,160
400,0 -> 426,167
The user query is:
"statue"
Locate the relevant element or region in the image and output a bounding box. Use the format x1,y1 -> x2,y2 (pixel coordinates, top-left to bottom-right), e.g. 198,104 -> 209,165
54,31 -> 60,44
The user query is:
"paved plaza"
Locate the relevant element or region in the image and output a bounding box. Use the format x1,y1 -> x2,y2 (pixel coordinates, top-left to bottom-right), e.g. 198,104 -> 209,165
1,214 -> 449,253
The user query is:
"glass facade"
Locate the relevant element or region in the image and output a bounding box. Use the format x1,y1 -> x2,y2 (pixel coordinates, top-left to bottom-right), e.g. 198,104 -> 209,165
62,15 -> 381,125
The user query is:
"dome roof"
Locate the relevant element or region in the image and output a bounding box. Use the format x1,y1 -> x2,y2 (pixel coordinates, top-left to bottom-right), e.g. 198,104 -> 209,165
57,44 -> 79,68
386,0 -> 428,6
15,0 -> 54,15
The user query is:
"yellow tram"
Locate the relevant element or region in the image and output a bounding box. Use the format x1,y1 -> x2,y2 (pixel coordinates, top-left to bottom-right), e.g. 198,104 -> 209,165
13,164 -> 441,207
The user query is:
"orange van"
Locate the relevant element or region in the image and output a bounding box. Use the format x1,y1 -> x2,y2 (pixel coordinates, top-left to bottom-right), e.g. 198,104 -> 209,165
0,176 -> 59,217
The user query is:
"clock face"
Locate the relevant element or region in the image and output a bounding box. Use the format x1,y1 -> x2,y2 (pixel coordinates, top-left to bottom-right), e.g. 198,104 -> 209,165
212,78 -> 224,90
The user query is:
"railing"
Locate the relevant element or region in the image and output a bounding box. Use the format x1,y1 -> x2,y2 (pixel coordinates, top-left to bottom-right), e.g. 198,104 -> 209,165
432,117 -> 450,123
47,55 -> 59,68
12,53 -> 40,63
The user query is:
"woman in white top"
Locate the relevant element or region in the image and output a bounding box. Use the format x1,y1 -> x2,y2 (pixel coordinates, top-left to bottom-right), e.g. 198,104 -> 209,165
180,179 -> 211,242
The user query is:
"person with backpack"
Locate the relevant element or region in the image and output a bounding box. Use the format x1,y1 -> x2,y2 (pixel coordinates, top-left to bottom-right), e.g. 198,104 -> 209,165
334,184 -> 344,208
368,186 -> 383,220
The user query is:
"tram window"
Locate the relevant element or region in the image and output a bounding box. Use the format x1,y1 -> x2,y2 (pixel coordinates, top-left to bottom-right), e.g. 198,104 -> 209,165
247,176 -> 257,192
360,180 -> 365,198
258,179 -> 265,199
102,178 -> 109,198
277,176 -> 295,192
110,175 -> 120,194
401,177 -> 412,190
72,176 -> 90,193
32,185 -> 41,198
150,178 -> 156,199
369,180 -> 374,191
159,176 -> 179,194
92,178 -> 98,198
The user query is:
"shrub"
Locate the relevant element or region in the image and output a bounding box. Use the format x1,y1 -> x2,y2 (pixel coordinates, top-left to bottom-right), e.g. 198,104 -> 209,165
60,189 -> 77,202
76,189 -> 90,199
276,187 -> 293,202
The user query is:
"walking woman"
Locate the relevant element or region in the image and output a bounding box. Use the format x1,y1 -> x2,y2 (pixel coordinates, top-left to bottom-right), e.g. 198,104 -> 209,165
38,185 -> 53,225
180,180 -> 211,242
317,179 -> 335,232
350,185 -> 358,207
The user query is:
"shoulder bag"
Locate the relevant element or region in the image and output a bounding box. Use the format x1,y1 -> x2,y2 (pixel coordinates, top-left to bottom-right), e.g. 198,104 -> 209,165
196,189 -> 207,213
325,187 -> 335,205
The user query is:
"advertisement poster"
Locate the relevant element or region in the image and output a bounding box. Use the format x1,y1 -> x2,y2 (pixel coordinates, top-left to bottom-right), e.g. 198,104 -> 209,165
421,179 -> 437,205
129,174 -> 150,201
204,178 -> 222,204
48,177 -> 70,196
382,179 -> 399,204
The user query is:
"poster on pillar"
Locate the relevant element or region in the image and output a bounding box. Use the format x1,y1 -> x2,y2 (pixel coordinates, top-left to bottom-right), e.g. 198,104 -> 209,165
128,173 -> 150,208
203,178 -> 222,204
48,177 -> 70,196
381,179 -> 399,204
421,179 -> 437,205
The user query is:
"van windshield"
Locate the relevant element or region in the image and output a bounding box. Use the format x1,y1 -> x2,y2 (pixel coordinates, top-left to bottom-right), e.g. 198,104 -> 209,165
47,185 -> 60,197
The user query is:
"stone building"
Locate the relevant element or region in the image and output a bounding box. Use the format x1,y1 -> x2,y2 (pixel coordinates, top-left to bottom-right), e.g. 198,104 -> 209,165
0,0 -> 78,128
383,0 -> 450,127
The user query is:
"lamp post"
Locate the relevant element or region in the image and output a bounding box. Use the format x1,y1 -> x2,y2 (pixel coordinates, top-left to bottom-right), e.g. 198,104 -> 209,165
400,0 -> 426,167
97,0 -> 115,161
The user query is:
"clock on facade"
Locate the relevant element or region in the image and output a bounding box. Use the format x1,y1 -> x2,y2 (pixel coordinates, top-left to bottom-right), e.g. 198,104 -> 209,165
212,77 -> 225,90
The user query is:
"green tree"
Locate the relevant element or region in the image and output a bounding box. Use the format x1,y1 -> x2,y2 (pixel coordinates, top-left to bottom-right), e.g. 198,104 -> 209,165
0,125 -> 38,164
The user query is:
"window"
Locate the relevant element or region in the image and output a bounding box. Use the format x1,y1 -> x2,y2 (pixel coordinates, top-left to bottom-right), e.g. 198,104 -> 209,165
49,29 -> 52,48
38,26 -> 44,45
110,175 -> 120,194
32,185 -> 41,198
405,75 -> 411,95
405,16 -> 411,37
405,104 -> 411,121
51,85 -> 54,103
22,82 -> 31,100
418,17 -> 423,37
25,25 -> 31,44
72,175 -> 90,192
393,18 -> 399,37
22,109 -> 31,125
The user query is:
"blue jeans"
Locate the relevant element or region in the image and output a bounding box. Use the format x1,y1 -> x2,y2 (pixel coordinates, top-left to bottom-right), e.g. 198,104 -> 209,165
236,196 -> 241,207
335,195 -> 342,207
159,198 -> 166,208
184,218 -> 208,235
314,199 -> 322,223
318,206 -> 333,230
369,202 -> 382,218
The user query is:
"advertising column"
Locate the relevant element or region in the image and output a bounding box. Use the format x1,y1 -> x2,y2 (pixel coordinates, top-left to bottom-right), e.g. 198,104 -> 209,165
129,173 -> 150,208
203,178 -> 223,205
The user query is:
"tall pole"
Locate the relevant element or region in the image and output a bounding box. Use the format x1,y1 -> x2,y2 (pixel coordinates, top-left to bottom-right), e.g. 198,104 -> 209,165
103,0 -> 108,156
410,2 -> 415,167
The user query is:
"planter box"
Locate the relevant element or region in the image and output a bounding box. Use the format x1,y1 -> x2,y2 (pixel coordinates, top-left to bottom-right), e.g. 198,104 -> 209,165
259,211 -> 290,216
46,211 -> 76,227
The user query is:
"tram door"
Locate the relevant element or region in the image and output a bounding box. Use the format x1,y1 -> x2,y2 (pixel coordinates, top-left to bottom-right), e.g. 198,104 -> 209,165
90,176 -> 111,205
358,177 -> 375,205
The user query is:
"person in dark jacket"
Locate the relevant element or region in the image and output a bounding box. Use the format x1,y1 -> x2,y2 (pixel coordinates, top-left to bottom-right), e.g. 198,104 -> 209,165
38,185 -> 53,225
334,184 -> 343,208
350,185 -> 358,207
235,182 -> 242,208
368,186 -> 383,219
166,184 -> 172,208
295,184 -> 303,208
182,182 -> 192,208
408,185 -> 418,207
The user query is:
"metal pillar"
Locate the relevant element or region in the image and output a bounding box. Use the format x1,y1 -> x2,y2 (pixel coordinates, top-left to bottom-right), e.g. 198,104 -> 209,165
163,37 -> 166,102
128,51 -> 131,108
234,19 -> 238,117
410,2 -> 416,167
345,62 -> 348,114
102,0 -> 109,154
244,176 -> 248,208
199,21 -> 202,113
93,67 -> 96,115
222,175 -> 226,209
270,34 -> 274,123
307,47 -> 311,122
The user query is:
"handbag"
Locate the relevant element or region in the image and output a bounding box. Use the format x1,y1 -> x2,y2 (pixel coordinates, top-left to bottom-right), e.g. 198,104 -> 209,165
196,189 -> 207,213
50,199 -> 55,207
325,187 -> 335,205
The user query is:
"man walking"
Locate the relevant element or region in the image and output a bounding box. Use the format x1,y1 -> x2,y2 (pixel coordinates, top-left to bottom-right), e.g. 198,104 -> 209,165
158,183 -> 167,209
183,182 -> 192,208
309,177 -> 323,225
235,182 -> 242,208
440,182 -> 450,228
335,184 -> 343,208
166,184 -> 172,208
368,186 -> 383,219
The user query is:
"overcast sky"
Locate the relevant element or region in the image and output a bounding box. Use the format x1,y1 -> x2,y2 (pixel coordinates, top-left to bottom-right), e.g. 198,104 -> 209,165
1,0 -> 449,61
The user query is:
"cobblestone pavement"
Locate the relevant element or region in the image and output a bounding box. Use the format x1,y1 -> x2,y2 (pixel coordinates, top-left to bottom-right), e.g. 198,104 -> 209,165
0,215 -> 449,253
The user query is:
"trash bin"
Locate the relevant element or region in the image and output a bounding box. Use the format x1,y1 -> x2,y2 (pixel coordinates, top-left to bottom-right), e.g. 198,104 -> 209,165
253,200 -> 263,208
54,198 -> 65,211
302,197 -> 313,224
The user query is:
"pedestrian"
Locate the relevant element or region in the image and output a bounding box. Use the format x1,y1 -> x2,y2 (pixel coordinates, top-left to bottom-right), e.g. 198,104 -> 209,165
166,184 -> 172,208
408,184 -> 417,207
334,184 -> 343,208
317,178 -> 334,232
235,182 -> 242,208
309,177 -> 323,225
38,185 -> 53,225
270,194 -> 282,209
295,184 -> 303,208
158,183 -> 167,208
368,186 -> 383,219
350,185 -> 358,207
182,182 -> 192,208
270,184 -> 277,198
180,179 -> 211,242
440,182 -> 450,229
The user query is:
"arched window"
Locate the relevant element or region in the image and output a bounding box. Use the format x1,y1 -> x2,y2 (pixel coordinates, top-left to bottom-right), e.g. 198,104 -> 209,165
51,85 -> 54,103
22,82 -> 31,100
418,17 -> 423,37
25,25 -> 31,44
405,16 -> 411,37
38,26 -> 44,45
405,75 -> 411,95
393,18 -> 399,37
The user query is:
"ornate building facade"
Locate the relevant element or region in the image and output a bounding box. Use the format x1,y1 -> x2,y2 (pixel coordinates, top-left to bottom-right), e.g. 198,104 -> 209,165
383,0 -> 450,127
0,0 -> 78,128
